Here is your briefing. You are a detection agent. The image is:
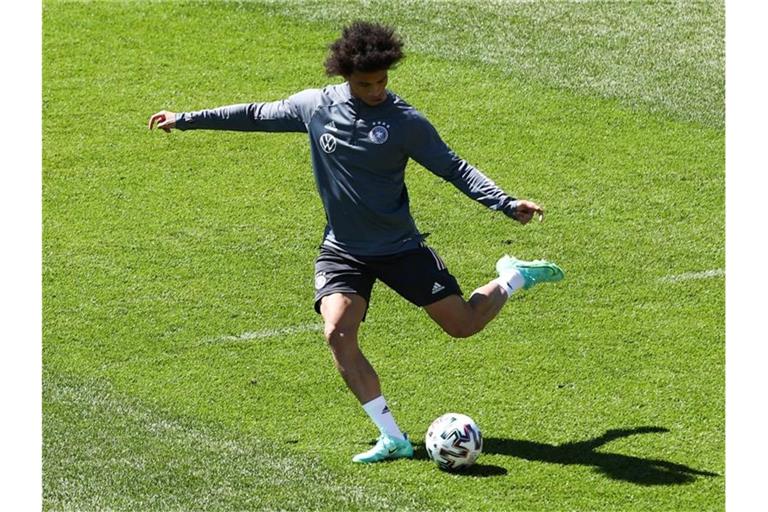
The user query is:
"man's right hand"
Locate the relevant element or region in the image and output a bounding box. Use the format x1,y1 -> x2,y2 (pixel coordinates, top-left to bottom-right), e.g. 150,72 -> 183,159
148,111 -> 177,133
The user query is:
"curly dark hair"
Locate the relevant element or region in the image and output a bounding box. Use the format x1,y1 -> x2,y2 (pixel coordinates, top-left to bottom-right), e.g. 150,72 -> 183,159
324,21 -> 404,76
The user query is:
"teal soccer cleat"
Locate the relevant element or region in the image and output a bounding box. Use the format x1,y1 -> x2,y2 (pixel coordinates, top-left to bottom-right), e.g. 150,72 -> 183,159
352,433 -> 414,464
496,255 -> 564,290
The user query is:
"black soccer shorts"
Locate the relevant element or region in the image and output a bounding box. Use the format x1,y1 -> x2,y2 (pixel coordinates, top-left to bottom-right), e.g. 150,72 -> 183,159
313,244 -> 463,314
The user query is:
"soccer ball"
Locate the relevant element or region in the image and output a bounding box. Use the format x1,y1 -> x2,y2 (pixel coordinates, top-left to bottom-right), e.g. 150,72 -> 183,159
425,413 -> 483,471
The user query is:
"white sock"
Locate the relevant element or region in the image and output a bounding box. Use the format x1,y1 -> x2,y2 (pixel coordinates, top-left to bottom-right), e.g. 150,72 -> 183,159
495,269 -> 526,297
362,396 -> 405,440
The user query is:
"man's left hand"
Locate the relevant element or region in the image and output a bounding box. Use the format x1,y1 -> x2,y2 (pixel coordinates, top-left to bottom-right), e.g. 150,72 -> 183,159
513,200 -> 544,225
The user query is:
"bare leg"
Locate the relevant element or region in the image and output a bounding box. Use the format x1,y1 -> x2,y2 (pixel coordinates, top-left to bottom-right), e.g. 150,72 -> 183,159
424,281 -> 509,338
320,292 -> 410,460
320,292 -> 380,404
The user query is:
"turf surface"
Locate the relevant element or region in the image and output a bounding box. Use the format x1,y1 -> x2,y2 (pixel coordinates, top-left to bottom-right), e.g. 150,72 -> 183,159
43,1 -> 724,510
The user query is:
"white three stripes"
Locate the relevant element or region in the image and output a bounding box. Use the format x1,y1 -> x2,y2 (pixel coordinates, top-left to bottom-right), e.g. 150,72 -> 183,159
427,247 -> 446,271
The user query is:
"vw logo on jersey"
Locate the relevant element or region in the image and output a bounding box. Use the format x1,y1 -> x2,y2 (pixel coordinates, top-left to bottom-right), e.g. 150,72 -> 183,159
319,133 -> 337,153
369,122 -> 390,144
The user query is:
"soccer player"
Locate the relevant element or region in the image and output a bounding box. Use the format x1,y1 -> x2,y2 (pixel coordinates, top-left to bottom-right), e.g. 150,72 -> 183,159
149,21 -> 563,464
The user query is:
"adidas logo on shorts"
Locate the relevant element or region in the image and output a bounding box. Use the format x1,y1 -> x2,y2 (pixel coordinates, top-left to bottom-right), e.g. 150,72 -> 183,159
431,282 -> 445,294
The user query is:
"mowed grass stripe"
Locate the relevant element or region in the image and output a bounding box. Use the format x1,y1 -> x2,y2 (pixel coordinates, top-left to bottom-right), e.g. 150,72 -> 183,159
267,0 -> 724,128
43,372 -> 425,511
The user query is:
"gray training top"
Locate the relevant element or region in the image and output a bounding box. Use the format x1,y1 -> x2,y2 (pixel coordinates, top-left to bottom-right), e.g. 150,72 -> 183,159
175,83 -> 520,256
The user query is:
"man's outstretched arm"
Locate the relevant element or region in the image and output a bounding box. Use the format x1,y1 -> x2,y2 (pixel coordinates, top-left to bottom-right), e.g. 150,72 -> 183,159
404,113 -> 543,225
148,90 -> 323,134
148,102 -> 306,133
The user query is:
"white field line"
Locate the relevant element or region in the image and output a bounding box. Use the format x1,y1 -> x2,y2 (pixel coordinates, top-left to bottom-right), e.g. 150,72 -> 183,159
660,268 -> 725,283
210,322 -> 323,343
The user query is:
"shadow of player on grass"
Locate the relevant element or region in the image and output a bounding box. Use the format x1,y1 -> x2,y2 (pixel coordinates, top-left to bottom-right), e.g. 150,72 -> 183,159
413,426 -> 719,484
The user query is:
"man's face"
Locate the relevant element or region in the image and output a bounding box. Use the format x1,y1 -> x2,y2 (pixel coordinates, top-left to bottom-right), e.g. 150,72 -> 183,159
346,69 -> 389,106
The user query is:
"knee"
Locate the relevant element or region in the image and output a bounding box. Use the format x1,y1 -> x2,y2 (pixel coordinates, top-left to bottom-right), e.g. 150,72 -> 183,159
324,323 -> 358,351
440,320 -> 478,339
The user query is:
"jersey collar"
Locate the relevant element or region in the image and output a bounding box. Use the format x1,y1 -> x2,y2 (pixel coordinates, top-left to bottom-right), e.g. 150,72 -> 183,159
343,82 -> 394,111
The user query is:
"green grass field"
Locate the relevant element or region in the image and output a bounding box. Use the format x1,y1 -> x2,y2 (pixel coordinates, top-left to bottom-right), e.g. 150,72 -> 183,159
42,1 -> 724,510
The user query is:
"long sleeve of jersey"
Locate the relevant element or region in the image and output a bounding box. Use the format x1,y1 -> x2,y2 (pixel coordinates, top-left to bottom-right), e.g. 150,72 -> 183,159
404,112 -> 519,219
174,89 -> 324,133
